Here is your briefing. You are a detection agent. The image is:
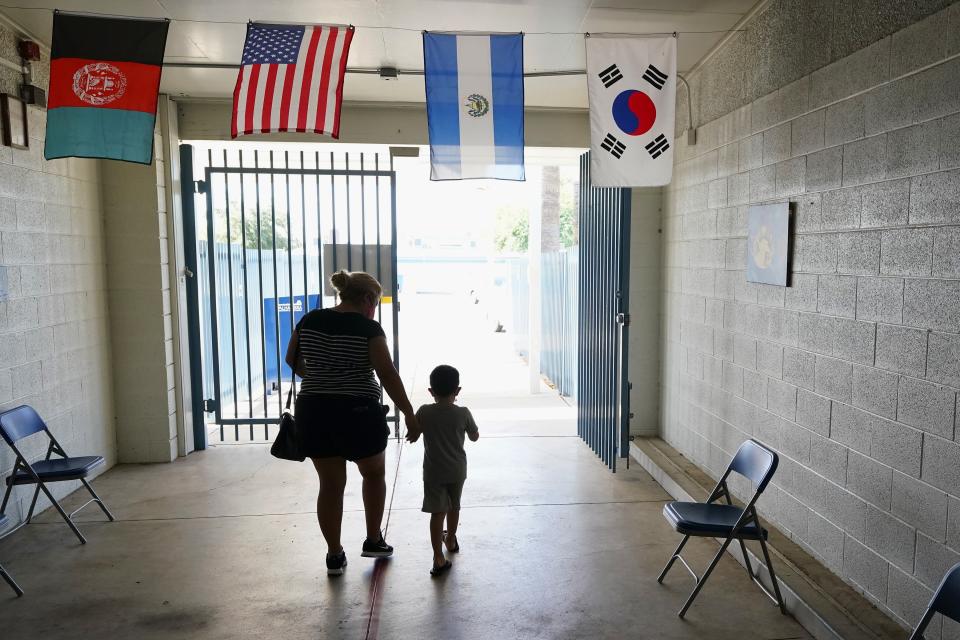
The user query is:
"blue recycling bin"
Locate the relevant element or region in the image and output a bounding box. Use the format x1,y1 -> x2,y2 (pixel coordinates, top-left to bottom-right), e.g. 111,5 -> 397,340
263,294 -> 320,386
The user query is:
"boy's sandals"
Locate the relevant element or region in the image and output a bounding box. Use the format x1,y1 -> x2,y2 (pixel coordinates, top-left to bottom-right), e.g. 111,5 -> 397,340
430,560 -> 452,577
442,530 -> 460,553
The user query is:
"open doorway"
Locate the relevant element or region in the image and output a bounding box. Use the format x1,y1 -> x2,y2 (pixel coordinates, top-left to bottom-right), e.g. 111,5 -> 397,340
392,147 -> 583,438
186,140 -> 583,444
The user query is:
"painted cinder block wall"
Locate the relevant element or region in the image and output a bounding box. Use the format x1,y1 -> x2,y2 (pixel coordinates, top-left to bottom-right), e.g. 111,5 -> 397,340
0,19 -> 116,523
660,0 -> 960,634
101,137 -> 180,463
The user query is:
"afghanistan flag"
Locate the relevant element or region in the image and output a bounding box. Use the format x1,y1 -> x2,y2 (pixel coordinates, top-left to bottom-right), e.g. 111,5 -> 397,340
44,12 -> 169,165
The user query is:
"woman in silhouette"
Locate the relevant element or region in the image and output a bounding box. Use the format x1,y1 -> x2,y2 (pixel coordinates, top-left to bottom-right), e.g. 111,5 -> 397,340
285,270 -> 417,575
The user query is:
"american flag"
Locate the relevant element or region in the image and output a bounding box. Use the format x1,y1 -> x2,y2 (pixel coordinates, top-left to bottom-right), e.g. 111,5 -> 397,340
231,23 -> 354,138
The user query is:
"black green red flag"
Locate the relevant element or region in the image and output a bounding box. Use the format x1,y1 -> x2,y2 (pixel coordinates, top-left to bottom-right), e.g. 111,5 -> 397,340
44,12 -> 169,164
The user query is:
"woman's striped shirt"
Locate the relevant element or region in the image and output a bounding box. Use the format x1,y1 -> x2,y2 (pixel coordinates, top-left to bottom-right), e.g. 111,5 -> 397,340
295,309 -> 385,400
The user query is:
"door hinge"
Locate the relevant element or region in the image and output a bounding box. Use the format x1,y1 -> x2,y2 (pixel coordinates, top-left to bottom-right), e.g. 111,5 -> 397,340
194,180 -> 207,194
203,398 -> 217,413
617,312 -> 630,326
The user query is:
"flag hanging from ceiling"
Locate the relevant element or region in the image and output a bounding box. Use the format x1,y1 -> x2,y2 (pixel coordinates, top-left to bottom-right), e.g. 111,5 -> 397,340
232,23 -> 354,138
44,12 -> 169,165
586,35 -> 676,187
423,32 -> 524,181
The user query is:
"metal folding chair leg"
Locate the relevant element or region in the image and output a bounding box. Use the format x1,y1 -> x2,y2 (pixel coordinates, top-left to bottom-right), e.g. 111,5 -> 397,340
34,481 -> 87,544
80,479 -> 115,521
657,535 -> 690,583
757,535 -> 787,614
0,561 -> 23,597
25,484 -> 42,522
678,536 -> 735,617
738,538 -> 755,580
0,481 -> 12,515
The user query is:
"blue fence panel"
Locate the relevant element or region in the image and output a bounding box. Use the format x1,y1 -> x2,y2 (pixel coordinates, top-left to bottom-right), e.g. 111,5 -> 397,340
198,240 -> 323,419
541,248 -> 578,398
576,151 -> 631,472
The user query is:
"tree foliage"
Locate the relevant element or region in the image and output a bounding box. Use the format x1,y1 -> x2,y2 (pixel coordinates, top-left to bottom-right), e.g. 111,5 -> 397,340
493,172 -> 578,254
213,204 -> 301,250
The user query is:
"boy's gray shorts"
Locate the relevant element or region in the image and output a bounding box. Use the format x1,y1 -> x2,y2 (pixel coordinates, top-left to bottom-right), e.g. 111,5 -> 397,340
422,479 -> 465,513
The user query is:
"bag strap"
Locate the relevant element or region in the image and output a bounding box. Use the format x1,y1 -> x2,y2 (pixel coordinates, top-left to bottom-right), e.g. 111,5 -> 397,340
285,329 -> 300,411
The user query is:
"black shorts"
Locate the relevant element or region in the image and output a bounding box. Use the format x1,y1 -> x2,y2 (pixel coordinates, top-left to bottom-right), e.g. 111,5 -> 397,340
294,394 -> 389,461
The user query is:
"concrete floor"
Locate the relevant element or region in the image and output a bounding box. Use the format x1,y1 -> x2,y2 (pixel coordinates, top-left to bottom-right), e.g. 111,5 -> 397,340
0,406 -> 810,639
0,296 -> 811,638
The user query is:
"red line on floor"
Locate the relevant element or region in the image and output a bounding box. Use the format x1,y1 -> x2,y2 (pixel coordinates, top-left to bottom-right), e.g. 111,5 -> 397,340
364,558 -> 389,640
365,438 -> 404,640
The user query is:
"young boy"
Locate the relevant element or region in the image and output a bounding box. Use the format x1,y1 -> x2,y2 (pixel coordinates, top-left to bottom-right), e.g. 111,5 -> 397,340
406,364 -> 479,576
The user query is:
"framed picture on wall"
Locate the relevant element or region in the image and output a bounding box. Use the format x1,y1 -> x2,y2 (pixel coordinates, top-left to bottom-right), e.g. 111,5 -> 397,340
746,203 -> 789,286
0,93 -> 28,149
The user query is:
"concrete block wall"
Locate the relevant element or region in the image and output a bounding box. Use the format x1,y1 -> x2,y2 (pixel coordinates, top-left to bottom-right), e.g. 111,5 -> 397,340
628,187 -> 661,435
661,2 -> 960,635
0,21 -> 115,524
101,135 -> 179,463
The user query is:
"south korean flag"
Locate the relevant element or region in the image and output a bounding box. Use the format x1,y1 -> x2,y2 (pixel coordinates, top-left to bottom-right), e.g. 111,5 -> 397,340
586,35 -> 676,187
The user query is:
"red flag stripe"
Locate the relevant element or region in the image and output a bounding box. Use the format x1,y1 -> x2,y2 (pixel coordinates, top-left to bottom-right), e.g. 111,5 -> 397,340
314,27 -> 339,134
243,64 -> 260,136
278,63 -> 297,131
261,64 -> 279,132
296,26 -> 324,132
231,64 -> 245,137
331,27 -> 354,138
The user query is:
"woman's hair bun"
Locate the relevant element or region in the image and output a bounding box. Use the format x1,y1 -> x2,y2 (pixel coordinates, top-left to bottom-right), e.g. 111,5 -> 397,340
330,270 -> 350,292
329,270 -> 382,304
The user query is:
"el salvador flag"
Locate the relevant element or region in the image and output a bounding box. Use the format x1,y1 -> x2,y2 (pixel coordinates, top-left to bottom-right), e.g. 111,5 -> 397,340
423,32 -> 525,181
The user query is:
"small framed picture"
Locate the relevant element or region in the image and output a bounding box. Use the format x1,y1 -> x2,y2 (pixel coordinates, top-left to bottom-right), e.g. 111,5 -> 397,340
0,93 -> 28,149
746,203 -> 790,286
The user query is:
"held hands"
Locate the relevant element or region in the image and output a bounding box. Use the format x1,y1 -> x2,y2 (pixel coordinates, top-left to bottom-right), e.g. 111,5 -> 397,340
404,411 -> 421,443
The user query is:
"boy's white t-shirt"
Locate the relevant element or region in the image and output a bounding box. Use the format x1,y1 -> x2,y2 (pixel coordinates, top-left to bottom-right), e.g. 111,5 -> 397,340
415,403 -> 479,484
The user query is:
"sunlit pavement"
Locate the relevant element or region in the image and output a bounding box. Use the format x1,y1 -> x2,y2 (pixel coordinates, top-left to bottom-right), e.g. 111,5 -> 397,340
399,291 -> 574,438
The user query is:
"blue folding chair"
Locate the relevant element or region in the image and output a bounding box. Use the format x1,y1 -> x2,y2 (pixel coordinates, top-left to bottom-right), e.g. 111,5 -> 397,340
909,562 -> 960,639
0,513 -> 22,596
657,439 -> 786,617
0,405 -> 114,545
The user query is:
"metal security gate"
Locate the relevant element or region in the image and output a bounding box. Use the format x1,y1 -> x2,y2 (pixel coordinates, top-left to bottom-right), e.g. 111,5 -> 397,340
577,151 -> 631,471
181,144 -> 399,446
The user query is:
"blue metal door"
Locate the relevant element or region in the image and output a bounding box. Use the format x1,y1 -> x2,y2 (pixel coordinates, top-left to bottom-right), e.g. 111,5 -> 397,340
577,151 -> 631,472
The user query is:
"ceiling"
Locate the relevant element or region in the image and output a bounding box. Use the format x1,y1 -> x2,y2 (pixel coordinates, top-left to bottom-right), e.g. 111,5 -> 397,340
2,0 -> 758,108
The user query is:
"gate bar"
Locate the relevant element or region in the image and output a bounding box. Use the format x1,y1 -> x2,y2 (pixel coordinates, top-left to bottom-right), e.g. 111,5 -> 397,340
254,151 -> 269,439
269,151 -> 283,416
222,149 -> 240,440
360,153 -> 367,272
203,153 -> 224,435
345,153 -> 353,271
320,151 -> 324,309
238,150 -> 255,440
390,154 -> 401,436
178,144 -> 208,451
285,151 -> 296,407
330,152 -> 338,276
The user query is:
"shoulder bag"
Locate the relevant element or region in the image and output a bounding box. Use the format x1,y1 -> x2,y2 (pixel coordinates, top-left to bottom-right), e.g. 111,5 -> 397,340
271,340 -> 306,462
